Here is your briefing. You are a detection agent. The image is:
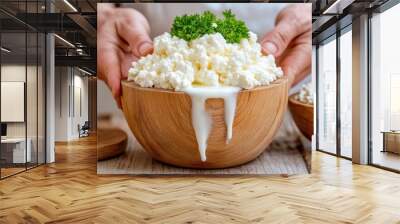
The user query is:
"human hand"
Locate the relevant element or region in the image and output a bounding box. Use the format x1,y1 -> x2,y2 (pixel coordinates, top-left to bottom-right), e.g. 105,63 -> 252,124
261,4 -> 312,87
97,4 -> 153,107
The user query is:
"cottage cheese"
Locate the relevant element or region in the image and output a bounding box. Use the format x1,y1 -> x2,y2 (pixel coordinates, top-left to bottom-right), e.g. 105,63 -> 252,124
295,83 -> 313,105
128,32 -> 283,90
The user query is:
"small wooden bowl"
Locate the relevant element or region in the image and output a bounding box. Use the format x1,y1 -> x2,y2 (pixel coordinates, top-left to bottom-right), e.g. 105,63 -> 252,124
121,78 -> 288,169
288,94 -> 314,140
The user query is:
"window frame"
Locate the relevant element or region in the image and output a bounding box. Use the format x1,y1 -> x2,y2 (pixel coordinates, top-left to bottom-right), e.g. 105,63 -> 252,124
367,0 -> 400,173
315,24 -> 353,161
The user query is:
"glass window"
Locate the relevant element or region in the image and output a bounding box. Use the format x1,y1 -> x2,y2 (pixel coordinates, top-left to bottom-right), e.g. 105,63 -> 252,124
0,1 -> 46,179
317,36 -> 337,154
1,30 -> 28,178
371,3 -> 400,171
339,28 -> 352,158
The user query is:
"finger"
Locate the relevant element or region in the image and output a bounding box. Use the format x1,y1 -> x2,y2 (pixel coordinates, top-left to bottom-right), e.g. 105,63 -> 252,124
261,4 -> 311,57
98,43 -> 123,107
278,43 -> 311,87
115,10 -> 153,58
120,52 -> 138,79
261,20 -> 302,57
97,4 -> 115,28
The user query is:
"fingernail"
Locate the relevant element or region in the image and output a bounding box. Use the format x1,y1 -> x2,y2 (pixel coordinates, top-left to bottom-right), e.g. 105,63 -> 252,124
262,42 -> 277,55
138,42 -> 153,56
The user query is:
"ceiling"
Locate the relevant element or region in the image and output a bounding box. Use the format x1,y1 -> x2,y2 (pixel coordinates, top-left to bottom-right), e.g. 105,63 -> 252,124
311,0 -> 392,44
0,0 -> 97,73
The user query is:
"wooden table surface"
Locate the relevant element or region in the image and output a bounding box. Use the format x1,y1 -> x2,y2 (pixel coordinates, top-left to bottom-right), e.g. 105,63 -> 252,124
97,114 -> 310,175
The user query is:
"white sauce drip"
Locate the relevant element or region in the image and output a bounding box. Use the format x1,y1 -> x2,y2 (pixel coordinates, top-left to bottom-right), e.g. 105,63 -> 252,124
183,86 -> 241,161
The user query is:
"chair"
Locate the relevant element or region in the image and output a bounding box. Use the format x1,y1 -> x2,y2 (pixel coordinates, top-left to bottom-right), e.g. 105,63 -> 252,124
78,121 -> 90,138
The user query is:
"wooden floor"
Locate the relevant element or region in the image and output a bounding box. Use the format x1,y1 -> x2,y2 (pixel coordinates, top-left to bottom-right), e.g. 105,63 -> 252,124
1,167 -> 26,178
373,150 -> 400,171
1,135 -> 400,223
1,163 -> 45,179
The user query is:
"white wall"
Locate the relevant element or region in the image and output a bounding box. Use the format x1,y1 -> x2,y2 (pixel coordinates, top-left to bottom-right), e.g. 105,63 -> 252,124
1,65 -> 35,138
1,64 -> 46,164
54,66 -> 69,141
1,65 -> 26,140
72,74 -> 89,138
54,67 -> 89,141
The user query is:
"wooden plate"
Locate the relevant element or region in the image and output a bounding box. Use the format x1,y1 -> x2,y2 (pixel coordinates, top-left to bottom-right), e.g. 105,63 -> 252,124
97,128 -> 128,161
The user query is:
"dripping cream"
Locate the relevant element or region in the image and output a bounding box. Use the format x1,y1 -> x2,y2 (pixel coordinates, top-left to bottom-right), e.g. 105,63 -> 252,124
183,86 -> 240,161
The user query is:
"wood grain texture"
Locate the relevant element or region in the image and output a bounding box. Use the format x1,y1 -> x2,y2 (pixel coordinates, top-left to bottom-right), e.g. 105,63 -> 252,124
97,135 -> 309,175
121,78 -> 288,168
0,167 -> 25,178
288,95 -> 314,140
97,128 -> 127,161
1,135 -> 400,223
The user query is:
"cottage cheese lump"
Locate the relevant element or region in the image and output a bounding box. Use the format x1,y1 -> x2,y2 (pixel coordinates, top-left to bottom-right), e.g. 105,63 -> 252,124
295,83 -> 313,105
128,32 -> 283,90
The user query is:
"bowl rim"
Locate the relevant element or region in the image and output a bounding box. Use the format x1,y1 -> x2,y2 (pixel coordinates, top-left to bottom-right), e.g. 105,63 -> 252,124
288,93 -> 314,108
121,77 -> 288,95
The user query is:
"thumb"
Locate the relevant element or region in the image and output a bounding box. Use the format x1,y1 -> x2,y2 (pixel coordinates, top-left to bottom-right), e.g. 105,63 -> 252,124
129,31 -> 153,58
261,20 -> 299,57
116,10 -> 153,58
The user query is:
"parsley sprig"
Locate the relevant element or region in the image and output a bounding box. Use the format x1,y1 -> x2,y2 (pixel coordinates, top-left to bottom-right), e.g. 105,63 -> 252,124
171,10 -> 249,44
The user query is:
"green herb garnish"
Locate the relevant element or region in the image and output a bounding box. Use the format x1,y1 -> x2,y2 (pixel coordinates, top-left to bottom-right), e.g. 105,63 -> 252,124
171,10 -> 249,44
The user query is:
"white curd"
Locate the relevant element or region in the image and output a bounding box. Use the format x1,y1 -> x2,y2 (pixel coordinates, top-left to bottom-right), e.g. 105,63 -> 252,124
295,83 -> 313,105
128,32 -> 283,90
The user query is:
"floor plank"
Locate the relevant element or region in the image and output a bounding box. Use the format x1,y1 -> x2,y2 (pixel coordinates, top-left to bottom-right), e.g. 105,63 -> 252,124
0,135 -> 400,223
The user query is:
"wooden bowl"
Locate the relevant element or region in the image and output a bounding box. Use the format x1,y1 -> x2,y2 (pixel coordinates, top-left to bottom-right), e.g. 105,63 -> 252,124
121,78 -> 288,169
288,94 -> 314,140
